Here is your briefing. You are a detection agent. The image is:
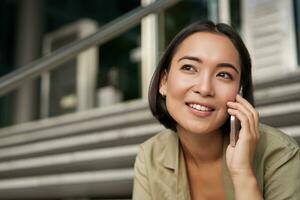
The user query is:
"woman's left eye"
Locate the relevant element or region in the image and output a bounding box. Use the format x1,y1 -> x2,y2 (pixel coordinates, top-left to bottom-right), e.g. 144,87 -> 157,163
180,64 -> 194,71
217,72 -> 233,80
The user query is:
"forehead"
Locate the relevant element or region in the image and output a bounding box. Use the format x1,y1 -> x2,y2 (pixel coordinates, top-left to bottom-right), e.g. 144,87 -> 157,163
173,32 -> 240,66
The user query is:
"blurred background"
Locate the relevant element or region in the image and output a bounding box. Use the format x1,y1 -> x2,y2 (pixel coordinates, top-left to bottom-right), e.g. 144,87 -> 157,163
0,0 -> 299,199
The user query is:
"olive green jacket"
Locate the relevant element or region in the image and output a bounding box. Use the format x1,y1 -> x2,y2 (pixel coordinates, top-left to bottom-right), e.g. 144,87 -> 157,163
132,124 -> 300,200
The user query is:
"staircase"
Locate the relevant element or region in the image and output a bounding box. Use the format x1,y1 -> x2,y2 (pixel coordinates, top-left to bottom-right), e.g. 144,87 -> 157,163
0,99 -> 163,199
0,1 -> 180,198
255,70 -> 300,144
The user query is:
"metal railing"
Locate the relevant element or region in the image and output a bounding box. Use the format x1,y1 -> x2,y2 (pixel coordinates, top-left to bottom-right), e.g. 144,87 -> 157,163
0,0 -> 181,96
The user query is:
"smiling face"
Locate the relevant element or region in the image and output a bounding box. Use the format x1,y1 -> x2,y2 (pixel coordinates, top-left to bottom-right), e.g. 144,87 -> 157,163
159,32 -> 241,136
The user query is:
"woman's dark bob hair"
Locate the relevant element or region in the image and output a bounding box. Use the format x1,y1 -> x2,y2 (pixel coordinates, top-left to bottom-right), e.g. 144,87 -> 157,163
148,20 -> 254,132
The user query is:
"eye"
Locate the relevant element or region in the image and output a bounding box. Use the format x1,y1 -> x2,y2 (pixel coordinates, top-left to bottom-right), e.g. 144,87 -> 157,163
217,72 -> 233,80
180,64 -> 196,72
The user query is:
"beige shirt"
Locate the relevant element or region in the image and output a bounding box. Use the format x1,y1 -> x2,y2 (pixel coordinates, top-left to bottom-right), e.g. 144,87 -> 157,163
132,124 -> 300,200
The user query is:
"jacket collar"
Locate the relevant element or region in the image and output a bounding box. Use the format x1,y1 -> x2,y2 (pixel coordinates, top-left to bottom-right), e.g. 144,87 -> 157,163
161,130 -> 191,199
162,130 -> 179,172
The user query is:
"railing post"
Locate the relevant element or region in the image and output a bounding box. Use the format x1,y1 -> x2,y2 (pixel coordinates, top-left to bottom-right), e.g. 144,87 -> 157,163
141,0 -> 159,100
13,0 -> 43,123
218,0 -> 231,24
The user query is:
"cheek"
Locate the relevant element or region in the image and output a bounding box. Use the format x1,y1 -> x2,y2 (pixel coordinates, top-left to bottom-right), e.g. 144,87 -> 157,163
226,90 -> 238,101
167,74 -> 193,95
216,85 -> 239,103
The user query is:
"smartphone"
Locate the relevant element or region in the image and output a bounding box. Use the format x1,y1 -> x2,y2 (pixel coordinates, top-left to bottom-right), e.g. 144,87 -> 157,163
230,87 -> 243,147
230,115 -> 240,147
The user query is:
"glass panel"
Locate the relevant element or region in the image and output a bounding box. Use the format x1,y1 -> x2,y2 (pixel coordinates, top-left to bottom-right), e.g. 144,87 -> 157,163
44,0 -> 141,108
293,0 -> 300,66
97,26 -> 141,106
0,0 -> 16,127
230,0 -> 241,32
49,33 -> 78,117
163,0 -> 242,45
164,0 -> 211,45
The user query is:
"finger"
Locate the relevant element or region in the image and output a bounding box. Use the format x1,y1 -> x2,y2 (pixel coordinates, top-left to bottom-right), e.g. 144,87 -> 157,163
227,101 -> 257,139
236,95 -> 260,140
235,95 -> 260,139
236,95 -> 259,129
227,108 -> 252,141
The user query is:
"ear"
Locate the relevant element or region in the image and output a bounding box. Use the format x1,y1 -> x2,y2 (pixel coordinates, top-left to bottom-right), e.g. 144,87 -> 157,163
159,70 -> 168,96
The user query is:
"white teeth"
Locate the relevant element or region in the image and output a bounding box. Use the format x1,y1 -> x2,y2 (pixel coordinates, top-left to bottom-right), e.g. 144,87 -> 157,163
189,104 -> 211,111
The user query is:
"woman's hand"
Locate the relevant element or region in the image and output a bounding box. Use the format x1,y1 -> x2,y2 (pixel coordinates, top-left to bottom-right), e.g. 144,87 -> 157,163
226,94 -> 260,176
226,94 -> 263,200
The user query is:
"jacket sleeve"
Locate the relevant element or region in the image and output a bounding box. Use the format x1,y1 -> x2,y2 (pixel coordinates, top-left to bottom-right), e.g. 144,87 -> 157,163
264,147 -> 300,200
132,145 -> 152,200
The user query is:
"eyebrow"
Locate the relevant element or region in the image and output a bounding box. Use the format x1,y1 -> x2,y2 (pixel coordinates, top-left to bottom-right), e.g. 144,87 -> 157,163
177,56 -> 240,74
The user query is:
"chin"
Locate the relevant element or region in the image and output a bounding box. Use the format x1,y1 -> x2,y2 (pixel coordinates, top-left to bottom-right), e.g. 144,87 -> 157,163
178,121 -> 216,135
183,118 -> 227,135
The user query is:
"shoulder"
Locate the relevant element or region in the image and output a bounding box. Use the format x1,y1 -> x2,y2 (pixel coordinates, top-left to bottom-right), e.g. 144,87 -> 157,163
135,129 -> 178,171
139,129 -> 178,162
259,123 -> 299,149
256,123 -> 299,170
255,124 -> 300,199
140,129 -> 176,149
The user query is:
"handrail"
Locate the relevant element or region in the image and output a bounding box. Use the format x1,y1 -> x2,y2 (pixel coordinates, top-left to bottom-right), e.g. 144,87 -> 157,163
0,0 -> 181,96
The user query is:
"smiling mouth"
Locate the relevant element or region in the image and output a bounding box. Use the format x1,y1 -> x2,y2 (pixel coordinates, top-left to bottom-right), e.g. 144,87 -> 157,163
186,103 -> 215,112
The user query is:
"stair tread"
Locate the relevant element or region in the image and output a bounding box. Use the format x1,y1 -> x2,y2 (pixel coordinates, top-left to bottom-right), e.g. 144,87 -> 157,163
0,145 -> 138,175
0,124 -> 162,160
0,168 -> 133,198
0,99 -> 148,137
0,110 -> 155,147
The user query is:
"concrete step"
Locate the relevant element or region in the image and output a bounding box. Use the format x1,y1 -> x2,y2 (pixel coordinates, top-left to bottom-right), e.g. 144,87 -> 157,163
0,108 -> 155,148
0,99 -> 149,138
0,168 -> 133,199
0,145 -> 138,179
255,81 -> 300,106
257,100 -> 300,128
0,123 -> 163,161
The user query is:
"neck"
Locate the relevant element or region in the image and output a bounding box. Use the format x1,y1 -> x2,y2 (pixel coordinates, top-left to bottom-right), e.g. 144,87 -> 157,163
178,128 -> 224,167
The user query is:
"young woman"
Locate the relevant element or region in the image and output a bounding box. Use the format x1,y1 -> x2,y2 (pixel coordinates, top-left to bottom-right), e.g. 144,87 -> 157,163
132,21 -> 300,200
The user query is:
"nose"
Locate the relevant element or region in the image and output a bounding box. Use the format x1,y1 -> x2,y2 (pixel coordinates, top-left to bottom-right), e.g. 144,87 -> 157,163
192,73 -> 215,97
